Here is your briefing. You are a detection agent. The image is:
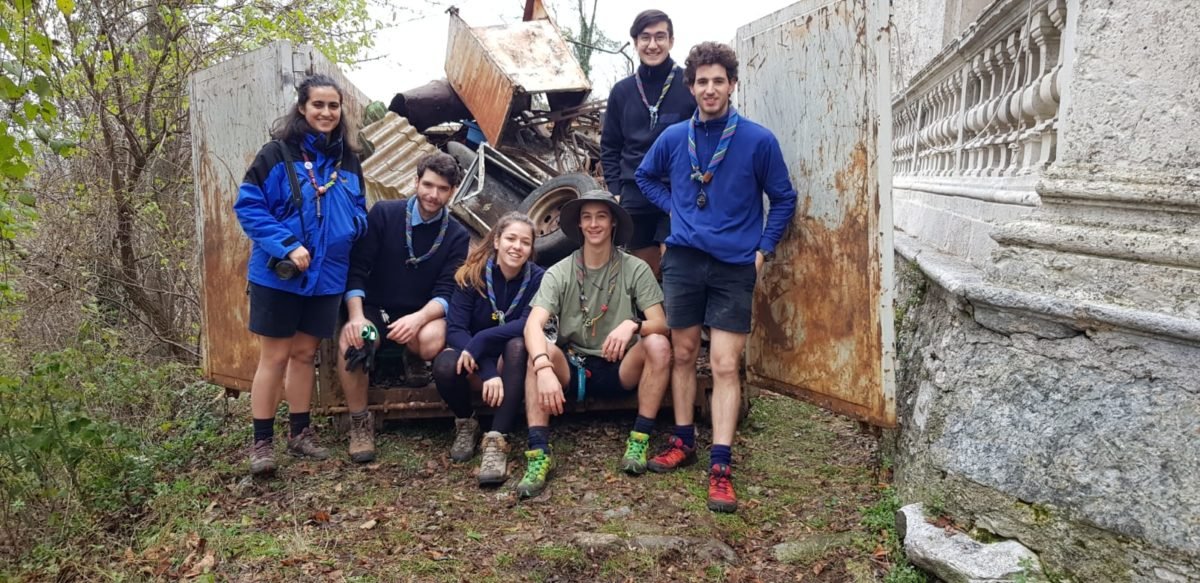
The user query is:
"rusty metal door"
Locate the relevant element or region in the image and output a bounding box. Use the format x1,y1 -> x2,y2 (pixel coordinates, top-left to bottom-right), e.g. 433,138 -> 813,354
189,41 -> 366,391
737,0 -> 897,426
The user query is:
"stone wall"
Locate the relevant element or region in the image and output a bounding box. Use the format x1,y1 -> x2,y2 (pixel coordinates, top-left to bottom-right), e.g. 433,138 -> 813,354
890,252 -> 1200,582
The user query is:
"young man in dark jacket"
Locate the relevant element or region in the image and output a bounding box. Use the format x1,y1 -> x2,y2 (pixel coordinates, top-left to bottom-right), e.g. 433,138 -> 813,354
636,42 -> 798,513
337,152 -> 470,463
600,9 -> 696,277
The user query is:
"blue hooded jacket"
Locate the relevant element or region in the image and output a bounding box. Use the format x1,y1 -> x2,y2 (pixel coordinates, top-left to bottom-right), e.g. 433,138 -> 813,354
234,132 -> 367,296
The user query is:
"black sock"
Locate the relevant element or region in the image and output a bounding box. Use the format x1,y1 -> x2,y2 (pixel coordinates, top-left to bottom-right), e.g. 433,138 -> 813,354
253,418 -> 275,443
711,444 -> 732,468
528,426 -> 550,454
350,409 -> 369,423
289,411 -> 311,438
673,424 -> 696,449
633,415 -> 655,435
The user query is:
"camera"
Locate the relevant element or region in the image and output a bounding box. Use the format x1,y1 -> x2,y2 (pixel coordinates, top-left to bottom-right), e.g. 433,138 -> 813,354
267,256 -> 300,280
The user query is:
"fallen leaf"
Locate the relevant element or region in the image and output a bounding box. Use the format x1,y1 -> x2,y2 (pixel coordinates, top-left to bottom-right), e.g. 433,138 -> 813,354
183,552 -> 215,578
334,483 -> 344,493
360,518 -> 377,530
314,510 -> 331,523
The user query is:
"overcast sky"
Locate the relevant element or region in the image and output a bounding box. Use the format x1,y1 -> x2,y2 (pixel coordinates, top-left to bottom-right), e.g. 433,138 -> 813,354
344,0 -> 800,102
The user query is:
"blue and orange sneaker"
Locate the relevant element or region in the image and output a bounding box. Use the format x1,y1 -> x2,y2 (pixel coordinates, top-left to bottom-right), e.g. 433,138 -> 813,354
707,464 -> 738,513
648,436 -> 697,473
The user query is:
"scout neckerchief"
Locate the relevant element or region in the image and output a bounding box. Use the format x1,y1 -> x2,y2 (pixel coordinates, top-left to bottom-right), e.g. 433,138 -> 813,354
573,248 -> 621,338
484,258 -> 532,324
300,150 -> 342,221
634,64 -> 677,126
405,196 -> 449,267
687,107 -> 739,209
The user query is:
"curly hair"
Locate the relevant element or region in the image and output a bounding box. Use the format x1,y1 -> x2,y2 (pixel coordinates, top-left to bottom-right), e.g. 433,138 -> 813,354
454,212 -> 536,292
684,42 -> 739,85
416,152 -> 463,187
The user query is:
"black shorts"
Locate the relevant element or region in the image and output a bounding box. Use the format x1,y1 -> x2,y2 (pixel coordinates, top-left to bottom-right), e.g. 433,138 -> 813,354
360,304 -> 416,346
566,355 -> 634,400
625,211 -> 670,251
248,282 -> 341,339
661,245 -> 757,334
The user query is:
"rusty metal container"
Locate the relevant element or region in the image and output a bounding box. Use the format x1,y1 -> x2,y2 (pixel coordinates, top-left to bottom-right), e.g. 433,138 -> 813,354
443,8 -> 591,146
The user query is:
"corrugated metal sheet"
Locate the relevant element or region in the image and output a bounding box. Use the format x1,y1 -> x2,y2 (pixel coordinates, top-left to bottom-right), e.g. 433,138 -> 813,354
360,111 -> 438,204
737,0 -> 897,427
189,41 -> 368,392
444,10 -> 590,145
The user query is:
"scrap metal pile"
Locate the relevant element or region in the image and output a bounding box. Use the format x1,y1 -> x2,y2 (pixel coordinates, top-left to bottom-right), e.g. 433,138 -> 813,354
357,2 -> 607,266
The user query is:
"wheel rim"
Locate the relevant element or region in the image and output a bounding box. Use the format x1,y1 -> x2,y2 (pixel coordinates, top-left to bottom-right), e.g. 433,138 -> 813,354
527,186 -> 579,238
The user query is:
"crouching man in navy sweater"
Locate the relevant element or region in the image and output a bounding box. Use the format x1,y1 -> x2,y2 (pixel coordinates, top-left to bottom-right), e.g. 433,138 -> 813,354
337,152 -> 470,463
636,42 -> 798,513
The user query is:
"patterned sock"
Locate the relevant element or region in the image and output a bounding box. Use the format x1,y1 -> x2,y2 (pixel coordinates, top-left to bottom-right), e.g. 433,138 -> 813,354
350,409 -> 369,423
673,424 -> 696,449
253,418 -> 275,443
711,444 -> 732,468
289,411 -> 311,438
528,426 -> 551,454
633,415 -> 655,435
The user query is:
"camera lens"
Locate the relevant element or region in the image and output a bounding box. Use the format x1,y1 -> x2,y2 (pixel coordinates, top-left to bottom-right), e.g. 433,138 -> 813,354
273,259 -> 299,280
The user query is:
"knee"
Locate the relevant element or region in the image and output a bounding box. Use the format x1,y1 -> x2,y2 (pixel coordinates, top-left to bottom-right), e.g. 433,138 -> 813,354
641,334 -> 672,367
504,336 -> 526,357
673,337 -> 700,363
710,352 -> 741,379
431,349 -> 460,383
289,343 -> 317,365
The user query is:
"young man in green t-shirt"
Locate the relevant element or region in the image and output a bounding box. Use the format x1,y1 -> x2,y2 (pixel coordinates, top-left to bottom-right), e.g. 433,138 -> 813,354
518,190 -> 671,498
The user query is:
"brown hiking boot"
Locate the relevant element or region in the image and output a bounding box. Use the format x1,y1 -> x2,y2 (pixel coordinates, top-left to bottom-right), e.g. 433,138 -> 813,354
348,412 -> 376,463
286,426 -> 329,460
478,431 -> 510,486
248,439 -> 276,476
450,417 -> 481,462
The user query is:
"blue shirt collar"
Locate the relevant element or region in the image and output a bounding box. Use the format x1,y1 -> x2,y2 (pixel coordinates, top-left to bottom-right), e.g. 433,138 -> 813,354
408,196 -> 446,226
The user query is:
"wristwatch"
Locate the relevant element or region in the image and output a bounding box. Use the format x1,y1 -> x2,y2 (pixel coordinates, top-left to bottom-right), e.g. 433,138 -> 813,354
633,318 -> 643,335
759,249 -> 776,262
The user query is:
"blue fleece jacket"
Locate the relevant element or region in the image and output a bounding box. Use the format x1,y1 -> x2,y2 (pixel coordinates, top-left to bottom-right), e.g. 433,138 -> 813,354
445,262 -> 546,381
635,109 -> 798,265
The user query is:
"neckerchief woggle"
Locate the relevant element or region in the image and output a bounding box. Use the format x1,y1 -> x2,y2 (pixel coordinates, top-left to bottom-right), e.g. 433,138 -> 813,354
405,196 -> 450,267
634,65 -> 678,126
687,107 -> 739,209
484,258 -> 532,324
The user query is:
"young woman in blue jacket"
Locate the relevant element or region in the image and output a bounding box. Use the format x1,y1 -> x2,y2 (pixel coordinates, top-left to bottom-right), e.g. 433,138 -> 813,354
434,212 -> 544,486
233,74 -> 368,476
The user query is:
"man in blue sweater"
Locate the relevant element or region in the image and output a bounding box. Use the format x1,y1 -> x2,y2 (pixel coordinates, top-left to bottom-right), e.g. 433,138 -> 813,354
337,152 -> 471,463
600,9 -> 695,278
636,41 -> 798,513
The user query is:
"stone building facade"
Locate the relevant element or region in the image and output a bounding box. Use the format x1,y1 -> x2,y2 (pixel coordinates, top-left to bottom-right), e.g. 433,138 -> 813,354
888,0 -> 1199,580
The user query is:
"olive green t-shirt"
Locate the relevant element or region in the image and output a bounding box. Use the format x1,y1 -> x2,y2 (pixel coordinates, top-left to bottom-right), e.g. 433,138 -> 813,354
531,249 -> 664,358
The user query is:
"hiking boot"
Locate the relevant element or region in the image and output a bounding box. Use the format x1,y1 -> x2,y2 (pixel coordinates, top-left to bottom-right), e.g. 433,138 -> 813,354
249,439 -> 276,476
478,431 -> 510,486
450,417 -> 481,462
515,449 -> 555,498
347,412 -> 376,463
707,464 -> 738,513
286,426 -> 330,460
648,436 -> 697,473
620,431 -> 650,475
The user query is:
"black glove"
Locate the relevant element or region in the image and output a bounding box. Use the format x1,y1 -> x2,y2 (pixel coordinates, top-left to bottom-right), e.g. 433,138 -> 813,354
343,341 -> 376,374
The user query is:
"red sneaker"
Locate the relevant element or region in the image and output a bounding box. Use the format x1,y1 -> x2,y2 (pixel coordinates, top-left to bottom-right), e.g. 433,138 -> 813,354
648,436 -> 697,473
707,464 -> 738,513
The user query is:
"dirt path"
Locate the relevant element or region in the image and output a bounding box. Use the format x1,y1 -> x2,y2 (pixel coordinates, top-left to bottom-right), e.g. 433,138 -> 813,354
120,392 -> 887,582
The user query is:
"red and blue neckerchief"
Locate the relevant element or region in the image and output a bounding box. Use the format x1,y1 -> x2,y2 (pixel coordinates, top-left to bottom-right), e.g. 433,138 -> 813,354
687,108 -> 739,208
634,66 -> 678,126
484,258 -> 532,325
405,196 -> 449,267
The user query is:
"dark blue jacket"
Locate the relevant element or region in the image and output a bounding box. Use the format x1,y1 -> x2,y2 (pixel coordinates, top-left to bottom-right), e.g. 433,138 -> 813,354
446,263 -> 545,381
235,133 -> 367,295
601,58 -> 696,214
636,109 -> 798,265
345,199 -> 470,316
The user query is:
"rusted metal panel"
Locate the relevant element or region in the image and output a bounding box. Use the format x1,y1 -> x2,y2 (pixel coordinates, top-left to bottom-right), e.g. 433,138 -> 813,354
190,41 -> 366,392
449,143 -> 540,236
444,9 -> 590,145
360,112 -> 438,204
737,0 -> 897,426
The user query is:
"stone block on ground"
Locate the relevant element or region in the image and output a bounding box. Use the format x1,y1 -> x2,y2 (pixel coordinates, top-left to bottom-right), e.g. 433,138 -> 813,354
772,531 -> 860,565
899,503 -> 1045,582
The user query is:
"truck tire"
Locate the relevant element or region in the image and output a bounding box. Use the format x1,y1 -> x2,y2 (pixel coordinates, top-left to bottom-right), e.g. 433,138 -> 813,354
518,173 -> 598,266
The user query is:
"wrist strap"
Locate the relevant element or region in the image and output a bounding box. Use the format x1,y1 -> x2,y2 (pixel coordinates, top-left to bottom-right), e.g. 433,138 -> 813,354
531,352 -> 549,365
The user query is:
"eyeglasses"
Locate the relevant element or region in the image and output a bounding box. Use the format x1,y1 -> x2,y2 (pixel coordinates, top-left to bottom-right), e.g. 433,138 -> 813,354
637,33 -> 670,44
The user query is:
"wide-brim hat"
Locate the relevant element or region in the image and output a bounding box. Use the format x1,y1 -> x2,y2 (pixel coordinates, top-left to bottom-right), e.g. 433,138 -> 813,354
559,189 -> 634,247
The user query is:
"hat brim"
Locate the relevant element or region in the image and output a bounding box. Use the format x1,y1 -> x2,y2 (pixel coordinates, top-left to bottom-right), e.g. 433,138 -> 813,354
560,197 -> 633,247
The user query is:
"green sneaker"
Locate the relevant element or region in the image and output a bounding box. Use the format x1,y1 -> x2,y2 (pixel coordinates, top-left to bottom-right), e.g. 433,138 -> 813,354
620,431 -> 650,475
515,449 -> 555,498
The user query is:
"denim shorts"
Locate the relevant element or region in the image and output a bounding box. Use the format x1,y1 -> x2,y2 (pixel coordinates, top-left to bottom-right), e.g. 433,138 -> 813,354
248,282 -> 341,339
566,355 -> 634,400
660,245 -> 757,333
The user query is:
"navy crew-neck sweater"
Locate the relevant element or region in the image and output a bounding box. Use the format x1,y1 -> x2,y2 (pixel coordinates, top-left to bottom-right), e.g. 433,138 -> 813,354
445,262 -> 546,381
345,199 -> 470,316
601,57 -> 696,214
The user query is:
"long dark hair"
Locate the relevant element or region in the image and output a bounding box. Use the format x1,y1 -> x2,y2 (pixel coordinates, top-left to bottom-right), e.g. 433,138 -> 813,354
270,73 -> 361,152
454,212 -> 536,293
